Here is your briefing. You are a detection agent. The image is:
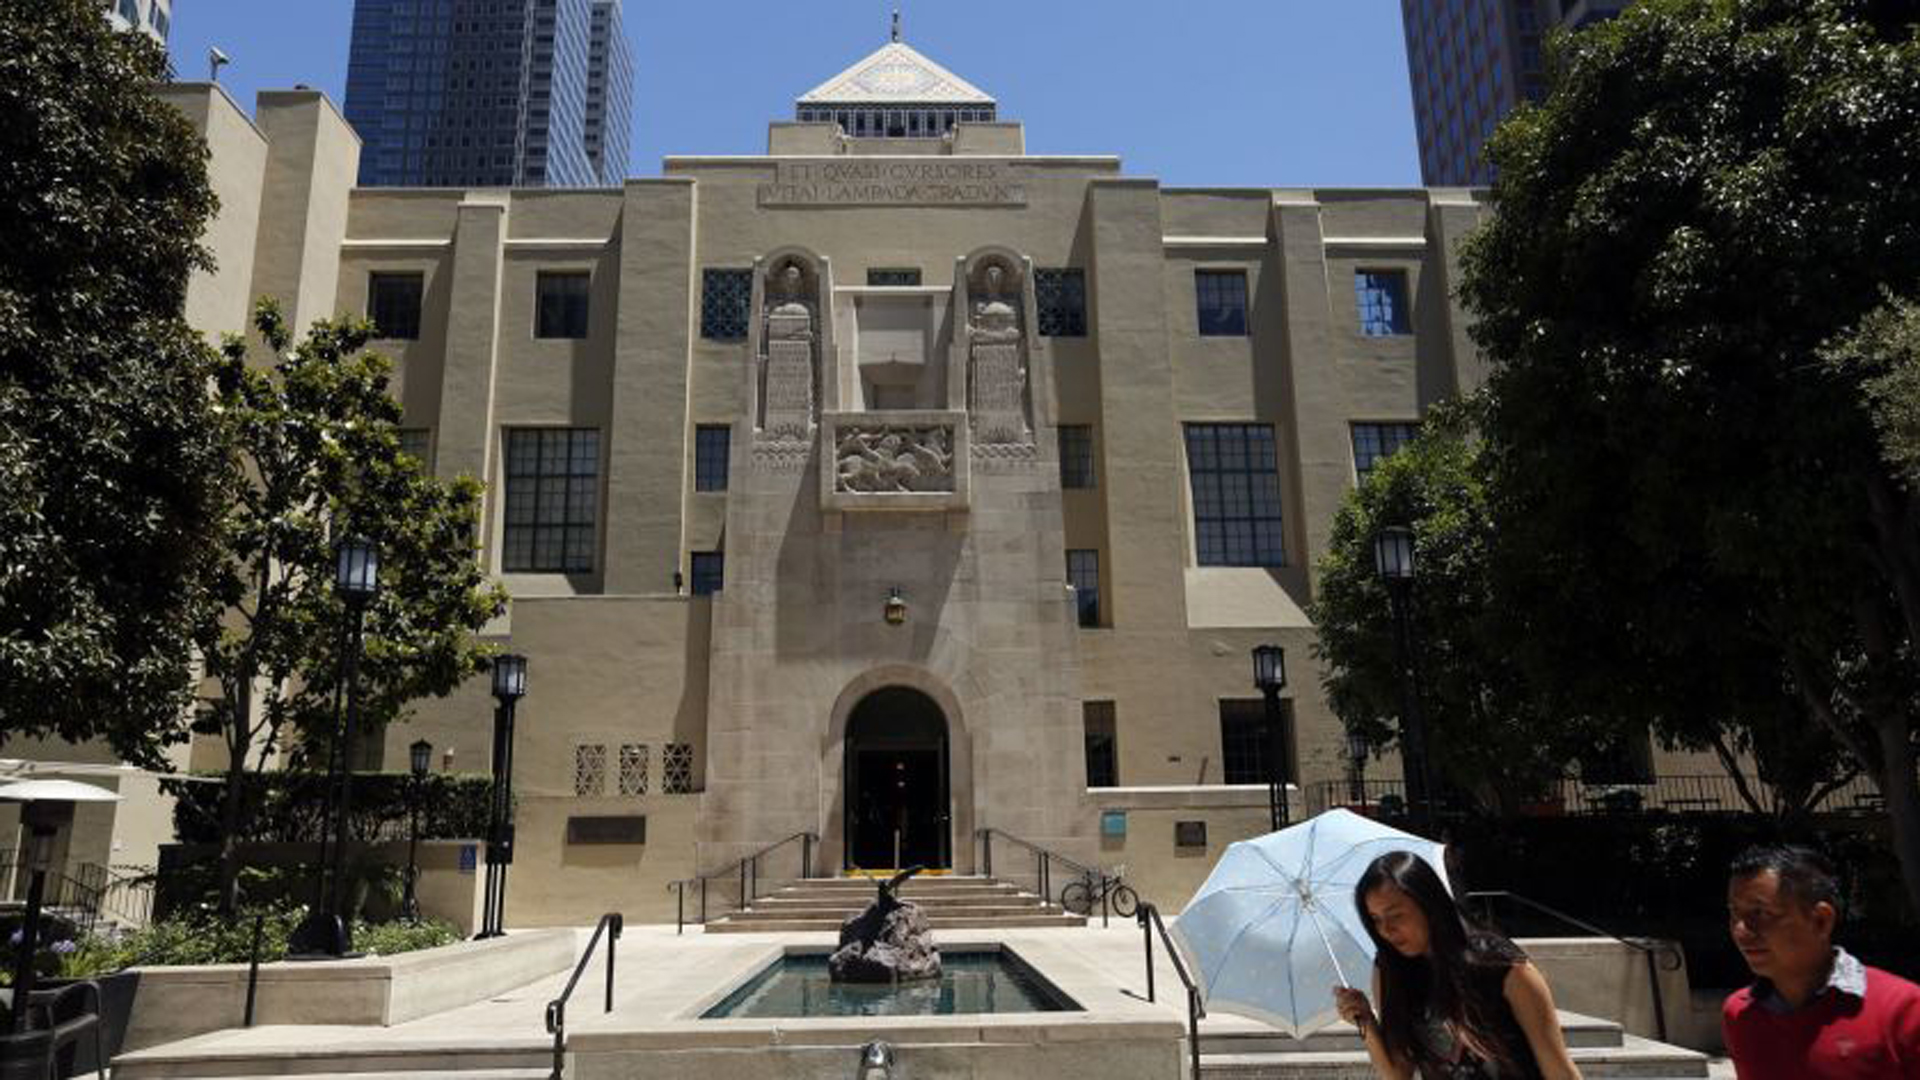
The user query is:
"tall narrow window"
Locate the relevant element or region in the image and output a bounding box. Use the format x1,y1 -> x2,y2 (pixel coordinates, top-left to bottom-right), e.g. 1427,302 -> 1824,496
1067,550 -> 1101,628
690,551 -> 724,596
535,271 -> 590,339
368,272 -> 424,340
700,268 -> 752,340
1219,699 -> 1295,785
694,425 -> 730,492
1355,270 -> 1412,336
397,427 -> 434,470
1057,425 -> 1096,489
1195,270 -> 1249,336
1083,701 -> 1118,788
1036,268 -> 1087,337
1184,424 -> 1286,567
503,428 -> 599,573
1350,422 -> 1419,483
866,268 -> 921,287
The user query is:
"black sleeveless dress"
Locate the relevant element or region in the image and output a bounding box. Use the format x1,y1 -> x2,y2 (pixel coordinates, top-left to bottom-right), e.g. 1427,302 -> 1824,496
1412,958 -> 1545,1080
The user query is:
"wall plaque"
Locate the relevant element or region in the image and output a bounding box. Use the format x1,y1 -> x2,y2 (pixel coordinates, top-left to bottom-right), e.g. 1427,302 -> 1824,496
1174,820 -> 1208,848
758,161 -> 1026,207
566,815 -> 647,845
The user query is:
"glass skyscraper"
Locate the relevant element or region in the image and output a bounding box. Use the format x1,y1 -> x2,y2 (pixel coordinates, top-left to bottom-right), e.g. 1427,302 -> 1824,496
1400,0 -> 1627,186
344,0 -> 633,188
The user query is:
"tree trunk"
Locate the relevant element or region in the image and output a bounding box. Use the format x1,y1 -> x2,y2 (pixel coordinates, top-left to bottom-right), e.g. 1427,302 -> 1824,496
1872,712 -> 1920,919
216,690 -> 248,916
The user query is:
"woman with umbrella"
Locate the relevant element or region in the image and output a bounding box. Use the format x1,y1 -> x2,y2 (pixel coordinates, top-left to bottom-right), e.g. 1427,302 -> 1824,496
1334,851 -> 1584,1079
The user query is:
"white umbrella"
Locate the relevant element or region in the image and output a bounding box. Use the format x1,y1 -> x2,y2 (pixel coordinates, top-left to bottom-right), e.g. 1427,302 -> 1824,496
0,779 -> 122,804
1170,808 -> 1447,1037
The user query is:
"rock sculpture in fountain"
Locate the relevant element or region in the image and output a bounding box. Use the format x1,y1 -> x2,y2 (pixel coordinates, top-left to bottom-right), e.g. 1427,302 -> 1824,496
828,865 -> 943,983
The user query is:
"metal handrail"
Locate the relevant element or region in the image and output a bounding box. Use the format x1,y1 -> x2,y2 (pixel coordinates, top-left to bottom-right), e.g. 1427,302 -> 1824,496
1466,889 -> 1682,1041
1135,902 -> 1204,1080
543,912 -> 622,1080
666,832 -> 816,934
974,827 -> 1094,911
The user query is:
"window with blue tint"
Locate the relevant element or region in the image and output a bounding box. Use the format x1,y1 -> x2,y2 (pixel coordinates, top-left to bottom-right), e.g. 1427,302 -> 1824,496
535,271 -> 590,339
1183,424 -> 1286,567
694,425 -> 730,492
503,428 -> 599,573
1350,422 -> 1419,482
368,272 -> 424,340
397,427 -> 433,469
1355,271 -> 1412,336
1057,425 -> 1096,489
1220,698 -> 1296,785
1036,268 -> 1087,337
700,268 -> 752,341
690,551 -> 724,596
1195,270 -> 1249,336
1067,549 -> 1101,628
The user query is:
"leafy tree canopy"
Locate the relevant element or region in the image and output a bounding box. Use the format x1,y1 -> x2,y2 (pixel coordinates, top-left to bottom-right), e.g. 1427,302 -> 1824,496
0,0 -> 226,766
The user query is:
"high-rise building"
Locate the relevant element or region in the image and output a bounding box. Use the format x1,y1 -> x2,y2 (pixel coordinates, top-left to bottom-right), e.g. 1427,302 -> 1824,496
104,0 -> 172,44
343,0 -> 632,189
1401,0 -> 1628,185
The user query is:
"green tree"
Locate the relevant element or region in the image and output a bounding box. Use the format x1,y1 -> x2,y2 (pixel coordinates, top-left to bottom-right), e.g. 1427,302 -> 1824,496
0,0 -> 226,765
1460,0 -> 1920,909
197,301 -> 505,912
1311,408 -> 1601,814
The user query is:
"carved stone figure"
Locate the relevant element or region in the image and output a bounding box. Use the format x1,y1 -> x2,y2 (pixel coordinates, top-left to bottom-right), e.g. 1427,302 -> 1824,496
829,866 -> 942,984
835,425 -> 955,493
969,262 -> 1029,443
762,261 -> 816,443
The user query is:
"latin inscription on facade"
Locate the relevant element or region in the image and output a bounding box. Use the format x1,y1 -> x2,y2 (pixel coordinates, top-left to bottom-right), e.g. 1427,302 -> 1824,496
759,161 -> 1025,207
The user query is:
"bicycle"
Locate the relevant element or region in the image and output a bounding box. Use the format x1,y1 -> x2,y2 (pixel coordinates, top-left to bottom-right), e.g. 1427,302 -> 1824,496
1059,864 -> 1137,918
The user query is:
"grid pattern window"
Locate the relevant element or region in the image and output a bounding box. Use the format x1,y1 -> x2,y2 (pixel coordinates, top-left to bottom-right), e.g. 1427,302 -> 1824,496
867,268 -> 921,287
1219,699 -> 1296,785
1057,425 -> 1096,489
1351,422 -> 1418,483
1195,270 -> 1249,336
662,743 -> 694,794
535,272 -> 591,339
1067,550 -> 1101,628
574,743 -> 607,797
690,551 -> 724,596
1083,701 -> 1118,789
618,743 -> 649,796
1355,271 -> 1412,336
1035,268 -> 1087,337
1184,424 -> 1286,567
503,428 -> 599,573
694,425 -> 730,492
397,428 -> 433,470
700,269 -> 752,340
368,272 -> 424,340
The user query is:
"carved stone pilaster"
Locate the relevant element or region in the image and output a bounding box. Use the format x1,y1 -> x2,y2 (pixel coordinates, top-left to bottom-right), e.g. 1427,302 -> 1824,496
967,261 -> 1031,445
760,259 -> 819,447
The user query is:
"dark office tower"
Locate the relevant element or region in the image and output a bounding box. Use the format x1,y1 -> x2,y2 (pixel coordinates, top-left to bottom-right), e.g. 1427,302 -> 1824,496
584,0 -> 633,185
344,0 -> 632,188
1400,0 -> 1628,186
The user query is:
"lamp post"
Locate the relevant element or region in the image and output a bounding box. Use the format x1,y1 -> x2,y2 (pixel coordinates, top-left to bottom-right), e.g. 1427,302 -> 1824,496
1251,644 -> 1289,831
291,536 -> 380,958
479,653 -> 527,939
1346,729 -> 1370,805
1373,525 -> 1435,834
401,739 -> 431,921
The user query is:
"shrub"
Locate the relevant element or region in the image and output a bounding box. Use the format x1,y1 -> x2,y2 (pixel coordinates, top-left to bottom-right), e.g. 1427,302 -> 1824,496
167,771 -> 501,845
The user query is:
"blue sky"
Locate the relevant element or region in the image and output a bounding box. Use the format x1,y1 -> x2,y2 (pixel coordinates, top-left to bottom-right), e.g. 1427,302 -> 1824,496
168,1 -> 1420,188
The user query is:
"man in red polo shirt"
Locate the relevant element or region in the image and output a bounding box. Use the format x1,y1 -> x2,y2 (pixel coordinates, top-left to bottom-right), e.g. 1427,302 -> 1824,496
1723,845 -> 1920,1078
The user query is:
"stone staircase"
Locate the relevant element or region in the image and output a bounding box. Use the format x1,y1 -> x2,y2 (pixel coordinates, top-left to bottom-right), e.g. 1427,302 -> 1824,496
109,1039 -> 553,1079
703,873 -> 1086,932
1194,1010 -> 1708,1078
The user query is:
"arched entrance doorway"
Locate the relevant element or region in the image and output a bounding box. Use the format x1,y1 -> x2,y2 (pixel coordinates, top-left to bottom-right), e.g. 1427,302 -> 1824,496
843,687 -> 950,871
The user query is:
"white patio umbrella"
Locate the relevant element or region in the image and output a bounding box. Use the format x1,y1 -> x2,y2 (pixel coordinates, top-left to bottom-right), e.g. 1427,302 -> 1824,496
1170,808 -> 1447,1037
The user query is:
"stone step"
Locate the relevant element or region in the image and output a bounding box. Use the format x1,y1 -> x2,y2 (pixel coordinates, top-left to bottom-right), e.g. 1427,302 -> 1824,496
749,893 -> 1042,908
111,1042 -> 551,1079
705,912 -> 1087,933
780,877 -> 1015,892
1196,1034 -> 1706,1079
734,904 -> 1059,921
1197,1010 -> 1625,1054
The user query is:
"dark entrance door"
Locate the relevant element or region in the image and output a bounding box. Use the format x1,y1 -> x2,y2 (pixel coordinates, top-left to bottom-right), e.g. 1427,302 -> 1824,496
844,687 -> 950,871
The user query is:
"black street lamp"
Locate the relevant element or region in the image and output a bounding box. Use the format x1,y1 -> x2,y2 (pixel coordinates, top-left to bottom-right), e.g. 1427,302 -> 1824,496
478,653 -> 527,939
1373,525 -> 1435,834
1346,729 -> 1370,805
402,738 -> 431,921
1251,644 -> 1290,831
292,536 -> 381,958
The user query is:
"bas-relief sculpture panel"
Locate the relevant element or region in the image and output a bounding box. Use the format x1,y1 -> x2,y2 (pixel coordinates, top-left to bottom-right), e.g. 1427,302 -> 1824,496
834,423 -> 956,494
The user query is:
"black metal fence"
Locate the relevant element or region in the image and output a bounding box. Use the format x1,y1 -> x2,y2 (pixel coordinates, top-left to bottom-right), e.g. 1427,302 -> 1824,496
1306,773 -> 1889,819
0,852 -> 155,938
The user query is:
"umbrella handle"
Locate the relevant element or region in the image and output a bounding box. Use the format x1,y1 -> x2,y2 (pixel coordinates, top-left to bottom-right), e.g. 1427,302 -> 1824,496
1304,901 -> 1353,989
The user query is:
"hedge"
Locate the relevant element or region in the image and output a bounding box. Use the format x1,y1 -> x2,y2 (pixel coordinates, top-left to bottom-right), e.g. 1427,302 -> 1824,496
167,772 -> 502,845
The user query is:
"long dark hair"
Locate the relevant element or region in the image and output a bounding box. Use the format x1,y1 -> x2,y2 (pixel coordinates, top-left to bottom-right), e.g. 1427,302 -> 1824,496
1355,851 -> 1527,1074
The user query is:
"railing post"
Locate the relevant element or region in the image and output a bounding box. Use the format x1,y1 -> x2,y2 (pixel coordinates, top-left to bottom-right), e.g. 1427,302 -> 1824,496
1140,903 -> 1157,1004
1188,985 -> 1202,1080
739,860 -> 747,912
675,883 -> 684,936
1646,945 -> 1669,1043
243,912 -> 265,1027
605,914 -> 621,1014
700,877 -> 708,924
983,831 -> 993,878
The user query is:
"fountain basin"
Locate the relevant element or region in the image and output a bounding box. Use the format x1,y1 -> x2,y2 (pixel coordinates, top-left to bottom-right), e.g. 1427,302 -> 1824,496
701,949 -> 1077,1019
